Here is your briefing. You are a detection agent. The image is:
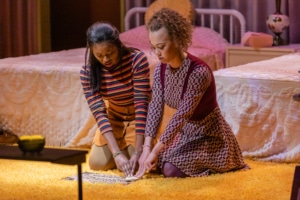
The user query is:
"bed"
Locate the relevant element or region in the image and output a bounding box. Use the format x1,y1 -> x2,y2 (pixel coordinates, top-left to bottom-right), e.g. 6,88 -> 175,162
120,6 -> 246,77
0,6 -> 246,148
0,48 -> 94,147
214,53 -> 300,163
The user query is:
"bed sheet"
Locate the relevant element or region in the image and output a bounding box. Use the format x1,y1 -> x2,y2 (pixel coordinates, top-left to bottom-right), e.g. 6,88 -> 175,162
214,53 -> 300,162
0,48 -> 97,147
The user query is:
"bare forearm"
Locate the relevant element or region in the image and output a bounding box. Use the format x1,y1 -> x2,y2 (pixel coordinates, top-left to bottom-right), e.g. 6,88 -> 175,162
135,134 -> 144,153
102,131 -> 120,154
143,136 -> 153,147
152,141 -> 165,155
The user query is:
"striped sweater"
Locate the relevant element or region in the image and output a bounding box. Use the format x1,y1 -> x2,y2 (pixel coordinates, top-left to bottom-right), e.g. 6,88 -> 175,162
80,49 -> 151,135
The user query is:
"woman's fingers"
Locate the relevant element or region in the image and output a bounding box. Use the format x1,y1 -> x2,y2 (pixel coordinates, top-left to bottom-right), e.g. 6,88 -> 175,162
124,162 -> 133,177
145,163 -> 155,172
115,154 -> 132,176
130,161 -> 137,176
144,152 -> 157,171
129,153 -> 139,175
134,165 -> 146,178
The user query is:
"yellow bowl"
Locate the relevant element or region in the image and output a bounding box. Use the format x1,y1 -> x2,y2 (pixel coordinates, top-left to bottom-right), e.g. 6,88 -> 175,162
18,135 -> 45,154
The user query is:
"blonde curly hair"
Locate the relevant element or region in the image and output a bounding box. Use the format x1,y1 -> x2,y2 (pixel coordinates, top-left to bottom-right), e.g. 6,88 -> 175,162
146,8 -> 192,52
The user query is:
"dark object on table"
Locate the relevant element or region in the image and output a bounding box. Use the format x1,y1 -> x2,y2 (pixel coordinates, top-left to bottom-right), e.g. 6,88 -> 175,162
293,94 -> 300,102
18,135 -> 45,154
0,129 -> 19,144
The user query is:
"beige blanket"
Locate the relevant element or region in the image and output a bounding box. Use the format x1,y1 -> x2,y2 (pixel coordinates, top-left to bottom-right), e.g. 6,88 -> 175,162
0,48 -> 97,147
214,53 -> 300,162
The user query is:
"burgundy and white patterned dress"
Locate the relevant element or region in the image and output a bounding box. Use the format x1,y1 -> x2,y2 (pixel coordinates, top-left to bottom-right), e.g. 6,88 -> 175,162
145,53 -> 249,177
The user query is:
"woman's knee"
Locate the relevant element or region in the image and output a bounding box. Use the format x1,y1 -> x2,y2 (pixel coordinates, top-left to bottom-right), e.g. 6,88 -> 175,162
126,144 -> 135,156
88,144 -> 115,171
89,157 -> 113,171
162,162 -> 189,178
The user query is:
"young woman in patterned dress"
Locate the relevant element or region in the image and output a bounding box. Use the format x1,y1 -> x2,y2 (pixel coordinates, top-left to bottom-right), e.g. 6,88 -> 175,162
80,22 -> 151,177
135,8 -> 249,178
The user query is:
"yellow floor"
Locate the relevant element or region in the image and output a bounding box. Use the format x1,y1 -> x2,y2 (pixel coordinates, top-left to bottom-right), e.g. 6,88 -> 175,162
0,156 -> 298,200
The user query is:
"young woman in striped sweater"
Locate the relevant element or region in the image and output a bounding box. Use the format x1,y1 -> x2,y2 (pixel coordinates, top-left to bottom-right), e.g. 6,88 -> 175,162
80,22 -> 151,177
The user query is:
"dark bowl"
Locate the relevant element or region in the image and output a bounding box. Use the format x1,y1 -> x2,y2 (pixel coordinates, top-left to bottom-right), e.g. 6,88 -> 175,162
18,136 -> 45,154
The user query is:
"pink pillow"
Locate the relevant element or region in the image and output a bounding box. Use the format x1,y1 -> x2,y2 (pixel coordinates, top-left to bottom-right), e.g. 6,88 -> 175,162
192,27 -> 229,51
119,25 -> 149,46
119,25 -> 229,52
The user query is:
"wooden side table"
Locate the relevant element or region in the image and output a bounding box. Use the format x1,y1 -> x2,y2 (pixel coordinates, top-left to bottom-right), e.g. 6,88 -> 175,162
226,44 -> 300,67
0,145 -> 88,200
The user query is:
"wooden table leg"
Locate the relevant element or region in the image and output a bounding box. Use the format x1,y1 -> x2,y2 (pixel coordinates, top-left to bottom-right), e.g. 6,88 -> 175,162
290,166 -> 300,200
77,164 -> 83,200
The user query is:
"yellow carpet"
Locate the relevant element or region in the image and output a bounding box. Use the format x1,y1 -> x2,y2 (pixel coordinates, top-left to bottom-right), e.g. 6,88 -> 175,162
0,150 -> 298,200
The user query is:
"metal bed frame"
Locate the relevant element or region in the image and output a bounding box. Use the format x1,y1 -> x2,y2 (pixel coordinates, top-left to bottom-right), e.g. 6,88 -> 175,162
124,7 -> 246,44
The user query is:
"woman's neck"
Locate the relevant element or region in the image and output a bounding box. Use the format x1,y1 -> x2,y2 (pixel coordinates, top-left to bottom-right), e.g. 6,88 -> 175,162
169,52 -> 187,69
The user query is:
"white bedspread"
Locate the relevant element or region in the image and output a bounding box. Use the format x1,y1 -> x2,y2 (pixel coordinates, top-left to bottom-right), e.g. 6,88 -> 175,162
214,53 -> 300,163
0,48 -> 97,147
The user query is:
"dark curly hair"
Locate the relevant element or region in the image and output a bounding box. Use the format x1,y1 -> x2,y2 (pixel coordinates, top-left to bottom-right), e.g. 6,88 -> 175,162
146,8 -> 192,51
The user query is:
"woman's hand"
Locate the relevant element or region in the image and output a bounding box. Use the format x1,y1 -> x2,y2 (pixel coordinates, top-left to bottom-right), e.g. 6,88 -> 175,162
144,151 -> 158,172
128,151 -> 141,176
134,146 -> 152,178
102,131 -> 134,176
114,153 -> 132,177
136,141 -> 164,178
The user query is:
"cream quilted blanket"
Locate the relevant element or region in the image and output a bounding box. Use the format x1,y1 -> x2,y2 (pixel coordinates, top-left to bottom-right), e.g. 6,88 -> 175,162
214,53 -> 300,163
0,48 -> 97,147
